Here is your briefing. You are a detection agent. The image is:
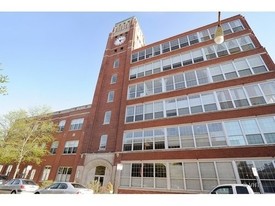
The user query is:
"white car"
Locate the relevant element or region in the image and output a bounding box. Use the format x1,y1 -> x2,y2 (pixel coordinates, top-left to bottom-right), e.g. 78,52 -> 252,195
210,184 -> 255,194
34,182 -> 93,194
0,178 -> 39,194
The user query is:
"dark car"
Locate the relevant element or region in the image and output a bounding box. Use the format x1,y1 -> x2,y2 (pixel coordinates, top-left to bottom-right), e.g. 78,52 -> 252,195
0,175 -> 8,185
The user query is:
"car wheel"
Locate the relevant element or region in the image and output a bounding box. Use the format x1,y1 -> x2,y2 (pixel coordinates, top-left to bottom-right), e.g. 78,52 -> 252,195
34,192 -> 40,194
11,191 -> 16,194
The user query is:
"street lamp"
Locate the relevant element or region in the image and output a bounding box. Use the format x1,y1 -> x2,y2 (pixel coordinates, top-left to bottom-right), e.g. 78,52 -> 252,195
214,11 -> 224,44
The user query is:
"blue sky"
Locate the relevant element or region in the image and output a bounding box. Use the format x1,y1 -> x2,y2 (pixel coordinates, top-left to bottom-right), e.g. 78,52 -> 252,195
0,11 -> 275,115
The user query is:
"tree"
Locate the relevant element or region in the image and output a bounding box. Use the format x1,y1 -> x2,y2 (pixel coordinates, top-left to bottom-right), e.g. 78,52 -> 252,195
0,106 -> 57,178
0,69 -> 8,95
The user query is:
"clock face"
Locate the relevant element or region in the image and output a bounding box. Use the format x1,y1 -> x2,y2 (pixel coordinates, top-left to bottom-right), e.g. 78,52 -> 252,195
114,35 -> 126,46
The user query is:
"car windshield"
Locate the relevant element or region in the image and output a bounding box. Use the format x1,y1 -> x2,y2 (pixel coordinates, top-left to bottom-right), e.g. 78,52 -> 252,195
71,183 -> 86,188
22,180 -> 36,185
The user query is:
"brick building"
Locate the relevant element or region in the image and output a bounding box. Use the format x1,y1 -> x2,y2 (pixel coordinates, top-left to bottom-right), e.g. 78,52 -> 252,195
0,105 -> 91,185
1,14 -> 275,194
79,14 -> 275,194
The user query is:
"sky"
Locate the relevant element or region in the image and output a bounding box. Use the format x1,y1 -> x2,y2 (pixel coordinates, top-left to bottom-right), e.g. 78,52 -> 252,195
0,2 -> 275,116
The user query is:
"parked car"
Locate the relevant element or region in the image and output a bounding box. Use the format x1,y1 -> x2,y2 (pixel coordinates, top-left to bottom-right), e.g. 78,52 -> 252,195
0,178 -> 39,194
0,175 -> 8,185
210,184 -> 255,194
34,182 -> 93,194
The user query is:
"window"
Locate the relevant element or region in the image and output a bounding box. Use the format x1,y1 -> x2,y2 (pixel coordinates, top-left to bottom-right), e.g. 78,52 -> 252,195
247,56 -> 267,74
209,65 -> 224,82
56,167 -> 72,182
192,49 -> 204,63
162,58 -> 172,71
193,124 -> 210,147
153,45 -> 161,56
188,33 -> 199,45
226,39 -> 241,54
208,123 -> 227,146
64,140 -> 79,154
69,118 -> 84,131
245,85 -> 266,105
241,119 -> 264,144
162,42 -> 170,53
131,53 -> 138,62
217,90 -> 234,109
58,120 -> 66,132
258,117 -> 275,144
204,46 -> 217,60
230,88 -> 249,108
167,127 -> 180,148
99,135 -> 108,150
201,93 -> 217,112
41,166 -> 51,181
125,106 -> 134,123
199,30 -> 211,41
146,48 -> 153,58
111,74 -> 117,84
215,43 -> 229,57
221,22 -> 232,35
181,52 -> 192,66
179,36 -> 189,47
224,121 -> 246,146
133,131 -> 143,150
170,39 -> 180,50
138,50 -> 145,61
103,111 -> 111,124
222,62 -> 238,79
113,58 -> 119,68
123,132 -> 133,151
229,19 -> 244,32
5,165 -> 13,176
165,99 -> 177,117
237,36 -> 254,51
50,141 -> 59,154
261,82 -> 275,103
234,58 -> 251,77
135,105 -> 143,121
189,95 -> 203,114
107,91 -> 114,102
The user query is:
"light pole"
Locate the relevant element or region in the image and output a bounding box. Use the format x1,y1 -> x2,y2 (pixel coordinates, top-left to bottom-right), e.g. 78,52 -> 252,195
214,11 -> 224,44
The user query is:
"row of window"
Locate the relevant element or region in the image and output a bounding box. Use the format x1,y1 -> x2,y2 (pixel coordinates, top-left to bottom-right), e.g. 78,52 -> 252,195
120,160 -> 275,193
125,81 -> 275,123
129,35 -> 254,80
131,19 -> 244,63
50,140 -> 79,154
40,166 -> 72,182
123,116 -> 275,151
128,55 -> 267,99
57,118 -> 84,132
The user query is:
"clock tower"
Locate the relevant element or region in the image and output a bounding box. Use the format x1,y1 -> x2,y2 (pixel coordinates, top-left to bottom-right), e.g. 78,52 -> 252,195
78,17 -> 145,188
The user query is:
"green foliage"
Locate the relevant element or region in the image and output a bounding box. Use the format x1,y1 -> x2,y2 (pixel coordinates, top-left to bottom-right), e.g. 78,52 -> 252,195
87,180 -> 114,194
40,180 -> 54,188
0,106 -> 58,177
0,70 -> 8,95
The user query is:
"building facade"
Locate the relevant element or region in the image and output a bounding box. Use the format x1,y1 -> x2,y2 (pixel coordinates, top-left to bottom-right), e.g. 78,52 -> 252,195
80,14 -> 275,194
1,14 -> 275,194
0,104 -> 91,185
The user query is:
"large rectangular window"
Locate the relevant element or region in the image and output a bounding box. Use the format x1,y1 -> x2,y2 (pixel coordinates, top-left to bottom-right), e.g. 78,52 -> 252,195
56,167 -> 72,182
99,135 -> 108,151
41,166 -> 51,181
64,140 -> 79,154
69,118 -> 84,131
50,141 -> 59,154
103,111 -> 111,124
58,120 -> 66,132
